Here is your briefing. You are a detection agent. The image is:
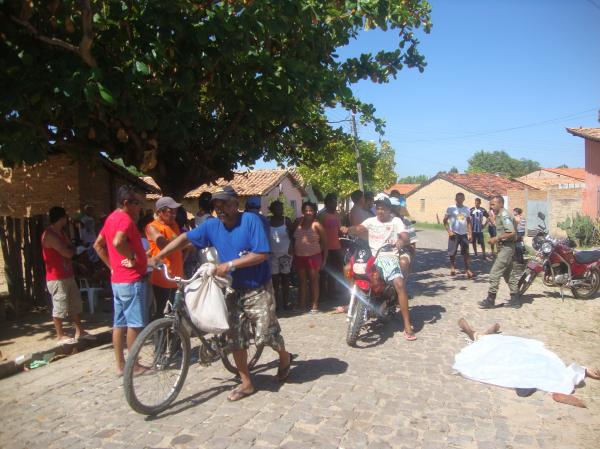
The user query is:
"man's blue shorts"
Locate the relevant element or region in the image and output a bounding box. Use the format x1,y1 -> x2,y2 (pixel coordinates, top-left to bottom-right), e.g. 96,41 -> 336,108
112,281 -> 147,328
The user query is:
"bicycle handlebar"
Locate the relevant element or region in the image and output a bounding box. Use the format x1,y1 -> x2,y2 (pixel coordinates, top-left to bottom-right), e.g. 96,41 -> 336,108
156,263 -> 204,285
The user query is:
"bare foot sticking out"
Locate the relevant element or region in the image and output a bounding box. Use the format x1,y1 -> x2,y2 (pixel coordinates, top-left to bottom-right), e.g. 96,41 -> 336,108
458,318 -> 476,341
585,367 -> 600,380
551,392 -> 587,408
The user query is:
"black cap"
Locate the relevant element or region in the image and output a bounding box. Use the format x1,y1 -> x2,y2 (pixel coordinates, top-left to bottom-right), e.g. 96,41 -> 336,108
374,197 -> 392,209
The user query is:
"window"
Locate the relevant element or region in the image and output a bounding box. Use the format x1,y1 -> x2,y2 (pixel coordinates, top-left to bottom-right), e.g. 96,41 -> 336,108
420,198 -> 425,212
290,200 -> 297,214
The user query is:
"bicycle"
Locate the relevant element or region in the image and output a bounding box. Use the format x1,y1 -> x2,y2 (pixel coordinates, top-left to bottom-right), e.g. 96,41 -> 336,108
123,264 -> 264,415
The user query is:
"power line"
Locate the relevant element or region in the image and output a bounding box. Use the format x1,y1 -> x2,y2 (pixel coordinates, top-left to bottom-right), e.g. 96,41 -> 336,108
393,108 -> 598,143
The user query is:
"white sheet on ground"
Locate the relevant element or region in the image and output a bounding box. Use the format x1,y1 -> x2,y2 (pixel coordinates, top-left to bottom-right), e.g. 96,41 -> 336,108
453,334 -> 585,394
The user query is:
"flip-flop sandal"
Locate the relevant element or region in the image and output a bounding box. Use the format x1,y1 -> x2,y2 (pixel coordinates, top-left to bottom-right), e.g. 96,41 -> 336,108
277,353 -> 296,382
403,330 -> 417,341
77,332 -> 97,341
227,387 -> 256,402
551,392 -> 587,408
309,309 -> 320,314
57,337 -> 77,345
332,306 -> 347,314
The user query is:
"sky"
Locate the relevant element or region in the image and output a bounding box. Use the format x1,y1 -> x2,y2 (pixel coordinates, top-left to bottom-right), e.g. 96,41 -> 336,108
256,0 -> 600,179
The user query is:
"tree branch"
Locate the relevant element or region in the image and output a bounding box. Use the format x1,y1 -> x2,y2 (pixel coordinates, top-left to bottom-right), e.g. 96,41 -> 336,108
78,0 -> 97,68
9,0 -> 97,68
10,14 -> 80,54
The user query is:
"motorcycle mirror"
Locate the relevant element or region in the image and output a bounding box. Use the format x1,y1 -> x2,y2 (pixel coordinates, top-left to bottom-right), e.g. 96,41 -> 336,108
537,212 -> 545,221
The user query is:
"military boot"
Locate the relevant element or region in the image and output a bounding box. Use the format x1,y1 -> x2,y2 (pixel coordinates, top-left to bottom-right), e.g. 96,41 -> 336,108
478,292 -> 496,309
505,293 -> 522,309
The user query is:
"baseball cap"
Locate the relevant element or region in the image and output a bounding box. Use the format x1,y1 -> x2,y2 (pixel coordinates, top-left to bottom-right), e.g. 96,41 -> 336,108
211,185 -> 238,202
374,197 -> 392,209
246,196 -> 261,209
155,196 -> 181,210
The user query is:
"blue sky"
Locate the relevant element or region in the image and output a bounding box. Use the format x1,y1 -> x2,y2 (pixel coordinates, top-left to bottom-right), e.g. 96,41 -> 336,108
257,0 -> 600,178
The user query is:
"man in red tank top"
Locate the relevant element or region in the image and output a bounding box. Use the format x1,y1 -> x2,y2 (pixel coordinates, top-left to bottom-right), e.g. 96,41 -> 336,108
42,206 -> 90,343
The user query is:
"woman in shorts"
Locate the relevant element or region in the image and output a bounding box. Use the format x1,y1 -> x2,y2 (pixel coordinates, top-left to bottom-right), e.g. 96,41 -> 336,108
292,202 -> 327,312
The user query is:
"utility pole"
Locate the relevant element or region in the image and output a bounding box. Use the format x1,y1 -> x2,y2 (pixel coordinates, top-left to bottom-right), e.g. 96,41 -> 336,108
351,113 -> 364,191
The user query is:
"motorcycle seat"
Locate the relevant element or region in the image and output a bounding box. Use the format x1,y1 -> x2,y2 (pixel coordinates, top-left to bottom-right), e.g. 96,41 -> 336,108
574,250 -> 600,264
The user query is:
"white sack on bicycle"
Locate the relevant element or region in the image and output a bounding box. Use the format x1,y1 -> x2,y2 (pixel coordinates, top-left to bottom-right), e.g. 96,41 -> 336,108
184,263 -> 232,334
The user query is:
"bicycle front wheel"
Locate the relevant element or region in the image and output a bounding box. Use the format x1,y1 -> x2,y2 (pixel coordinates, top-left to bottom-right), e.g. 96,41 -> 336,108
123,318 -> 191,415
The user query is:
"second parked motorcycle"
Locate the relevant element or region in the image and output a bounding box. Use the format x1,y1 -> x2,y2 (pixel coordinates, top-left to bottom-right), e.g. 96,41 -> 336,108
517,213 -> 600,300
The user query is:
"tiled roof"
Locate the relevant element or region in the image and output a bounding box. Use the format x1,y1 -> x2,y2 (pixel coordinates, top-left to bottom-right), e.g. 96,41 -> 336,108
144,169 -> 304,200
384,183 -> 420,195
542,167 -> 586,181
408,172 -> 532,199
567,127 -> 600,143
442,173 -> 531,197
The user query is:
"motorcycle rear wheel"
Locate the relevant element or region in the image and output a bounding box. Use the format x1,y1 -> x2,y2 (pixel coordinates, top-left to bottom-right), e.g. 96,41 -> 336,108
346,296 -> 367,347
571,269 -> 600,300
517,269 -> 537,296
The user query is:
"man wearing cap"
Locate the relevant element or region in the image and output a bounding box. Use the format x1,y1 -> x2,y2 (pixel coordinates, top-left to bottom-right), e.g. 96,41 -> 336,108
42,206 -> 92,343
150,186 -> 293,401
145,196 -> 185,321
245,196 -> 270,240
341,197 -> 416,341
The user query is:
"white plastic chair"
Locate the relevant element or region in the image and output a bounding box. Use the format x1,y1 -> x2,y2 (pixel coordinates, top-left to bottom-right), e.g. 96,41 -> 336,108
79,278 -> 103,314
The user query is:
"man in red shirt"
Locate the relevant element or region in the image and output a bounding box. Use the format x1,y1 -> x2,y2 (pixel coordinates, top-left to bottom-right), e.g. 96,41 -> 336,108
94,185 -> 148,375
42,206 -> 91,343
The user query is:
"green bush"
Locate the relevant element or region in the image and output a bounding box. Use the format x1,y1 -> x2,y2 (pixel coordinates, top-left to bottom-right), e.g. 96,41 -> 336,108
557,214 -> 600,247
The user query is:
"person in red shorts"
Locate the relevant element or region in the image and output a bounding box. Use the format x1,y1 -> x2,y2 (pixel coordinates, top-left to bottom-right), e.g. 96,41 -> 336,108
292,202 -> 327,312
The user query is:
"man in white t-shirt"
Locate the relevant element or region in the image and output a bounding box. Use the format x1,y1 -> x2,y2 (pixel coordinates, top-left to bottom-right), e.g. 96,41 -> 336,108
341,197 -> 416,341
443,192 -> 473,278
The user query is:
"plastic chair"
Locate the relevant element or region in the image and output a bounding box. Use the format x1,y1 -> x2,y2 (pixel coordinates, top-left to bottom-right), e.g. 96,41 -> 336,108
79,278 -> 104,314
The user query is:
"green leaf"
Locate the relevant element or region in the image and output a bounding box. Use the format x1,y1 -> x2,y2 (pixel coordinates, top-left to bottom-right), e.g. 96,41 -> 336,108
97,83 -> 115,105
135,61 -> 151,75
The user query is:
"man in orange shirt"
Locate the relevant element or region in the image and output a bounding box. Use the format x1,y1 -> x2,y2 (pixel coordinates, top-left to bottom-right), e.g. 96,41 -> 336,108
146,196 -> 184,321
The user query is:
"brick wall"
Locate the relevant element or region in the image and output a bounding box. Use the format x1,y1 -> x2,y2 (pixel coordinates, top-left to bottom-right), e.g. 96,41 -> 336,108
0,154 -> 81,218
548,188 -> 584,236
406,178 -> 491,223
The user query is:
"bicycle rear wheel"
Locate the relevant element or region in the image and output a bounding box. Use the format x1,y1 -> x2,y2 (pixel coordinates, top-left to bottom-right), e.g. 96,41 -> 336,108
123,318 -> 190,415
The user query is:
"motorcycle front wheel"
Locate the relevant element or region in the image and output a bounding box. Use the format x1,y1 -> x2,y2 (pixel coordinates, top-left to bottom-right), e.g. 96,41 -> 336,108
571,269 -> 600,299
517,269 -> 537,296
346,293 -> 367,347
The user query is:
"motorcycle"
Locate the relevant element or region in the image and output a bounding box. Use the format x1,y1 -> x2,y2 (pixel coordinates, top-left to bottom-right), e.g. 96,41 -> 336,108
342,240 -> 398,346
517,212 -> 600,300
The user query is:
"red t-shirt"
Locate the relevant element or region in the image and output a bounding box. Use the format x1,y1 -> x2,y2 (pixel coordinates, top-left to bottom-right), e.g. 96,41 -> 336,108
100,209 -> 147,283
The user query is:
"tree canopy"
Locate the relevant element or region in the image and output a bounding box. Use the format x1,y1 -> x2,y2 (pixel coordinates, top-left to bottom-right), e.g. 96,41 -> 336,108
1,0 -> 431,197
397,174 -> 428,184
297,139 -> 397,199
467,150 -> 540,179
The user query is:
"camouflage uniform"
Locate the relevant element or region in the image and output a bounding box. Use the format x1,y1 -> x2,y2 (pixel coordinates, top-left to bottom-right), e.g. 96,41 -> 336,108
480,208 -> 522,308
226,282 -> 285,352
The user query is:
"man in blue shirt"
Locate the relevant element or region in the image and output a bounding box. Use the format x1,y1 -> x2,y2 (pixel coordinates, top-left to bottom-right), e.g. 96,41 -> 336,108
150,186 -> 292,402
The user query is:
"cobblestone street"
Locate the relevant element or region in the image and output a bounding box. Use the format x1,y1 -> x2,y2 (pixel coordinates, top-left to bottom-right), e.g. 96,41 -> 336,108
1,229 -> 599,449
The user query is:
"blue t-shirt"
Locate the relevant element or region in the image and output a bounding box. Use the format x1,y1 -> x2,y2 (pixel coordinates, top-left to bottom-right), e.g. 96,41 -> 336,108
186,212 -> 271,290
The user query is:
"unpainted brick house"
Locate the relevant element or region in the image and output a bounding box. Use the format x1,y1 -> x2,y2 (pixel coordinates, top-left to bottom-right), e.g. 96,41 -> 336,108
0,154 -> 157,293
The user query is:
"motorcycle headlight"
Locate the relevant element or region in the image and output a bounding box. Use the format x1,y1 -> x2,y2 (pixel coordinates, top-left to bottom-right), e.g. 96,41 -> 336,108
541,242 -> 553,255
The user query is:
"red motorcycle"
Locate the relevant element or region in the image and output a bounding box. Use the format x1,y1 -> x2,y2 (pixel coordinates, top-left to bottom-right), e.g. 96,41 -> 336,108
517,213 -> 600,300
342,239 -> 398,346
